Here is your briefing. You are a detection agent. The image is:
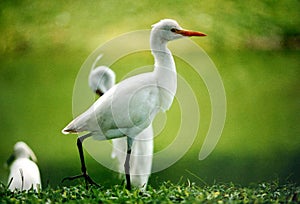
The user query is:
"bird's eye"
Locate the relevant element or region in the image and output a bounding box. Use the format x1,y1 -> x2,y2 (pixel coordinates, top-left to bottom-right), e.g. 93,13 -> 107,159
171,28 -> 177,32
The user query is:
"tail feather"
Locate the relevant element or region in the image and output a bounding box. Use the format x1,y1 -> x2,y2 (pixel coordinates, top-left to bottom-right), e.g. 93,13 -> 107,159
62,112 -> 91,134
62,101 -> 99,135
61,128 -> 77,134
61,119 -> 82,134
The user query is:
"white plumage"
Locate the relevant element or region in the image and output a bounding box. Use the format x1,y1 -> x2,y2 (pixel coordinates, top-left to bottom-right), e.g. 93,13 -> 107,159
111,127 -> 153,189
7,142 -> 41,192
88,66 -> 153,190
62,19 -> 206,189
89,66 -> 116,95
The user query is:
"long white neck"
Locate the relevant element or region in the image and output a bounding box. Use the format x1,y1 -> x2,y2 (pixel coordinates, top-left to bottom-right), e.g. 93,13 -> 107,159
150,29 -> 177,111
150,32 -> 175,73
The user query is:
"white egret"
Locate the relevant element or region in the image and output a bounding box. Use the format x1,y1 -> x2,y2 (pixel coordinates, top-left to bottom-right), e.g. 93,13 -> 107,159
88,65 -> 116,96
89,65 -> 153,190
7,141 -> 41,192
62,19 -> 206,190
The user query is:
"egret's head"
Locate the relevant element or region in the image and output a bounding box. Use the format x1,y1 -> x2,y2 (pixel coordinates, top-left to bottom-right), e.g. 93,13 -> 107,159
7,142 -> 37,165
89,66 -> 116,96
151,19 -> 206,42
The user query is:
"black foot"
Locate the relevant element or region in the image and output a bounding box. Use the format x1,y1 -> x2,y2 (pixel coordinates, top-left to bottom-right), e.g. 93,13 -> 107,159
62,173 -> 100,189
126,182 -> 131,190
125,176 -> 131,190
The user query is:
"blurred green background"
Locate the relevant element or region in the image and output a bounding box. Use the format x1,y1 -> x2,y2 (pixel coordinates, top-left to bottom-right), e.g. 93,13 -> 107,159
0,0 -> 299,188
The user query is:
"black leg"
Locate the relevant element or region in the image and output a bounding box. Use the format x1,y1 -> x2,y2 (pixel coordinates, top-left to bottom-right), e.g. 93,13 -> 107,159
124,149 -> 132,190
124,136 -> 133,190
62,133 -> 99,188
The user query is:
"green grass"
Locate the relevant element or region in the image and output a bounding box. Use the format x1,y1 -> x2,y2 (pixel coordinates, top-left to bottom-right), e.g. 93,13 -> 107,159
0,181 -> 299,203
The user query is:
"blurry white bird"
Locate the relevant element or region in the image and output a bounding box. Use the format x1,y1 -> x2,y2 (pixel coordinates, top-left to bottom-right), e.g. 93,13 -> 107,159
6,141 -> 41,192
88,65 -> 153,190
88,65 -> 116,97
62,19 -> 206,190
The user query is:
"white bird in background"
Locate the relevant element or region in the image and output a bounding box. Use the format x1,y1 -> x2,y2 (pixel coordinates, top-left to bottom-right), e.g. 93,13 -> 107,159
88,64 -> 116,97
88,64 -> 153,190
62,19 -> 206,190
6,141 -> 41,192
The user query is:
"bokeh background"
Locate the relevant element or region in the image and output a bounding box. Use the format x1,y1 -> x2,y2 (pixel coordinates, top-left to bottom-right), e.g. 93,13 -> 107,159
0,0 -> 299,188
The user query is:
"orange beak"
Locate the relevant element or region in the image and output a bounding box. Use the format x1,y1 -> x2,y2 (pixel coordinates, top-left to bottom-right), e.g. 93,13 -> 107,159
176,29 -> 207,37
